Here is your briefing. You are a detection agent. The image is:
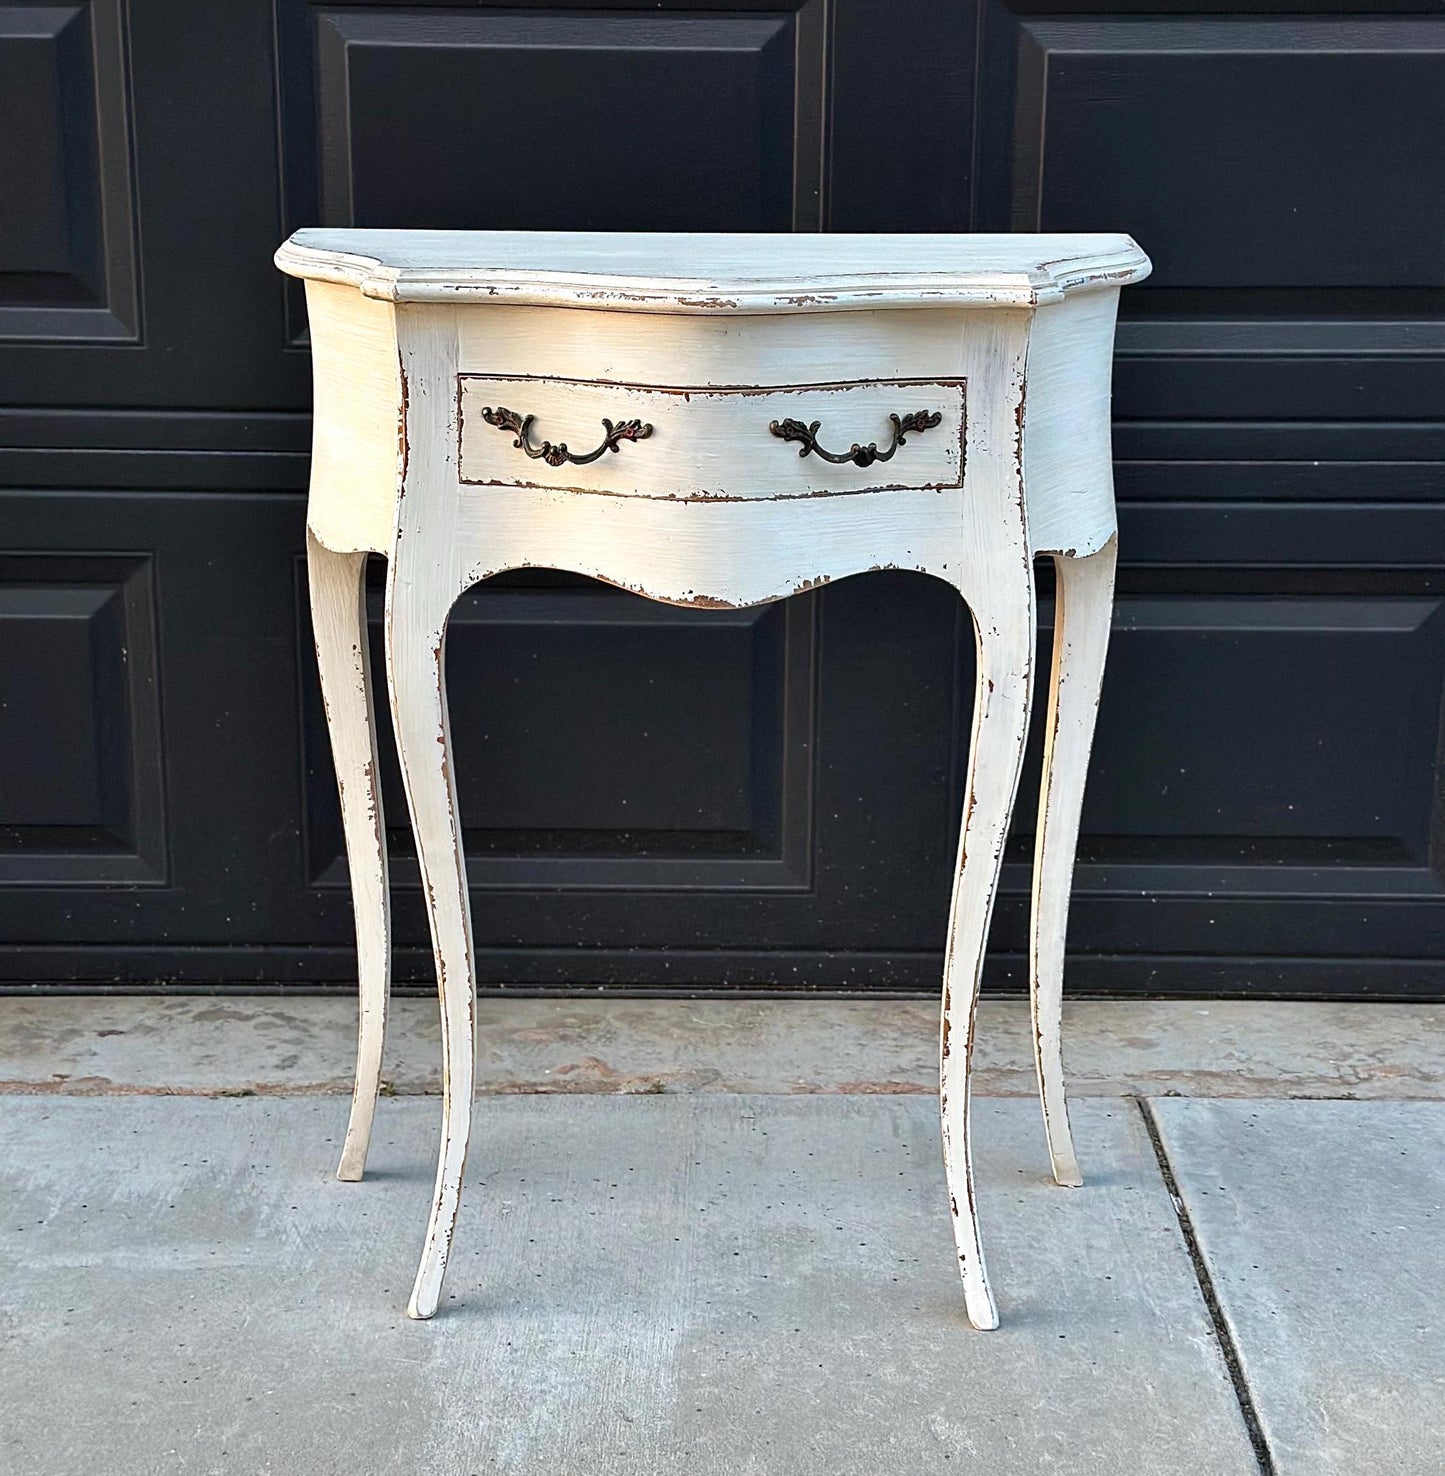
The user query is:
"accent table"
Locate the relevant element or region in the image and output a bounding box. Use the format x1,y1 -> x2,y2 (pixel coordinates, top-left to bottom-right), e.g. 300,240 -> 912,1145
276,229 -> 1152,1329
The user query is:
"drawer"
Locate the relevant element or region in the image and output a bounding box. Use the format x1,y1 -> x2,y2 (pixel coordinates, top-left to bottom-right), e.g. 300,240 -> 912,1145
457,374 -> 966,500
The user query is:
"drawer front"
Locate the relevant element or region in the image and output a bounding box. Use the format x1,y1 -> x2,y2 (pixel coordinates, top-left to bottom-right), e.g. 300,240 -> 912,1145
457,375 -> 966,500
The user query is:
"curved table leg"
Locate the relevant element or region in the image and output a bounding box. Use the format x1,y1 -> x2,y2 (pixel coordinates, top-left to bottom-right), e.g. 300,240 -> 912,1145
307,531 -> 391,1183
1029,536 -> 1117,1188
385,574 -> 477,1321
940,585 -> 1036,1331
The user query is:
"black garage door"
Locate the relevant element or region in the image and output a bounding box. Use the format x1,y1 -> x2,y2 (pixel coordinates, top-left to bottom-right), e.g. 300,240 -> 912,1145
2,0 -> 1442,996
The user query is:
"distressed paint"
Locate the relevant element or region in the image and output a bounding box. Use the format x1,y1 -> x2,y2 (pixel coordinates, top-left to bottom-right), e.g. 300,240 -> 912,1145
456,374 -> 966,499
303,281 -> 402,555
274,229 -> 1150,312
305,532 -> 391,1182
937,315 -> 1033,1330
1030,538 -> 1118,1188
278,229 -> 1150,1328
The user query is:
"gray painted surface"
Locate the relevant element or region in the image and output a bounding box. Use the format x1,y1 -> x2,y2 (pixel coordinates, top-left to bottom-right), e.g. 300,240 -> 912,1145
1149,1098 -> 1445,1476
2,1095 -> 1256,1475
2,994 -> 1440,1099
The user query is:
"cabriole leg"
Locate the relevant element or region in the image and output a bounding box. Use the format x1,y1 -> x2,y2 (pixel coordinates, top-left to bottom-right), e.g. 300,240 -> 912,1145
1029,536 -> 1117,1188
940,588 -> 1036,1331
306,530 -> 391,1183
384,576 -> 476,1321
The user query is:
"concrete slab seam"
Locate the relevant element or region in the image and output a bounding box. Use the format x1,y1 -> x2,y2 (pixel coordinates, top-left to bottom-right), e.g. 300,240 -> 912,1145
1137,1096 -> 1277,1476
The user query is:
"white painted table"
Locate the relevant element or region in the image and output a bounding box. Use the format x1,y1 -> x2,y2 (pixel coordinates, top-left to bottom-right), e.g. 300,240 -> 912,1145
277,229 -> 1151,1329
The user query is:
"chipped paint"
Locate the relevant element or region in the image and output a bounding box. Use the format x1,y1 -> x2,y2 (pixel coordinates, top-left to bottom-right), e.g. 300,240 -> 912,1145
455,373 -> 967,499
397,361 -> 411,484
293,234 -> 1141,1330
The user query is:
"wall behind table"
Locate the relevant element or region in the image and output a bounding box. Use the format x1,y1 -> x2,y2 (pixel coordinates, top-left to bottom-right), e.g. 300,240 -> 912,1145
1,0 -> 1440,996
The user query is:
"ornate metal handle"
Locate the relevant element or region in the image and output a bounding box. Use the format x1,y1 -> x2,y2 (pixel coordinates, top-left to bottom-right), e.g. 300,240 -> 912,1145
768,409 -> 943,468
481,405 -> 654,467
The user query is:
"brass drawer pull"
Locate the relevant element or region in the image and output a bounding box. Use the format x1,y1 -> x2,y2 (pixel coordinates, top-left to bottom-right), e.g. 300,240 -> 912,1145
480,405 -> 654,468
768,408 -> 943,468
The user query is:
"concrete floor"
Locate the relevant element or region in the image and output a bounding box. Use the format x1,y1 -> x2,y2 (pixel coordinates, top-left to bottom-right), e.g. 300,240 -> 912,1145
2,996 -> 1442,1475
3,994 -> 1441,1099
